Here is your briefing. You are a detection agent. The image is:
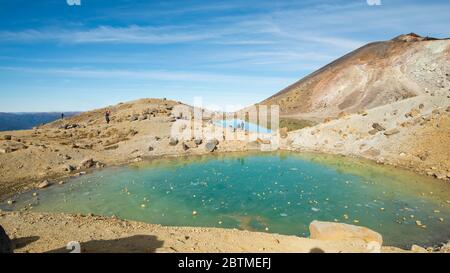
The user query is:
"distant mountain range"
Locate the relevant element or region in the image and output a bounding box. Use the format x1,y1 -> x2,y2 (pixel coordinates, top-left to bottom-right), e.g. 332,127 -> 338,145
0,112 -> 81,131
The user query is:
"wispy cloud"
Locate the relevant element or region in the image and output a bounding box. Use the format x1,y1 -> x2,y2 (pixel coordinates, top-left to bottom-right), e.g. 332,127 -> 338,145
0,66 -> 295,85
0,25 -> 218,44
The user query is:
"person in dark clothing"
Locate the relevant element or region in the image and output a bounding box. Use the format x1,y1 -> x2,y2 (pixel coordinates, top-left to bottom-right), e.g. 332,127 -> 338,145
105,110 -> 111,124
0,224 -> 12,253
61,113 -> 64,120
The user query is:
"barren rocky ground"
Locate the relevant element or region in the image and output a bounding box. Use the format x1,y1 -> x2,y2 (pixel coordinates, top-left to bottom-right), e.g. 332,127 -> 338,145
282,94 -> 450,181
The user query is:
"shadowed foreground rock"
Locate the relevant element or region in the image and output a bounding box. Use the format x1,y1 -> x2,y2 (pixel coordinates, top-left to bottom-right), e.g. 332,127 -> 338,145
0,224 -> 12,253
309,221 -> 383,246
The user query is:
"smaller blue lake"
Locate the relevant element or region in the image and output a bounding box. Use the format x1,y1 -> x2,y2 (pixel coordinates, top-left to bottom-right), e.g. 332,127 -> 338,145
214,119 -> 272,133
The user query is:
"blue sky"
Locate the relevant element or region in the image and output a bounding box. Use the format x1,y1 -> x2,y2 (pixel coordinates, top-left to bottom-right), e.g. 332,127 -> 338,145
0,0 -> 449,112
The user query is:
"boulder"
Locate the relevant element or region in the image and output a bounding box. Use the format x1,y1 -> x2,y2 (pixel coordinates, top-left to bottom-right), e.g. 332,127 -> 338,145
104,144 -> 119,150
432,109 -> 440,115
411,244 -> 427,253
405,108 -> 420,118
363,147 -> 381,157
280,127 -> 288,139
183,141 -> 198,151
0,225 -> 12,253
63,165 -> 76,172
309,221 -> 383,245
256,138 -> 271,145
372,123 -> 386,131
207,139 -> 219,146
83,144 -> 93,150
79,158 -> 95,169
417,151 -> 430,161
205,140 -> 218,152
169,137 -> 179,146
384,129 -> 400,136
38,180 -> 51,189
337,111 -> 347,118
2,135 -> 12,141
246,141 -> 261,150
194,138 -> 203,145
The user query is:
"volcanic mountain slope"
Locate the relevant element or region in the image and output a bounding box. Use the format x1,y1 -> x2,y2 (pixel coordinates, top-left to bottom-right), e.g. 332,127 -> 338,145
261,33 -> 450,121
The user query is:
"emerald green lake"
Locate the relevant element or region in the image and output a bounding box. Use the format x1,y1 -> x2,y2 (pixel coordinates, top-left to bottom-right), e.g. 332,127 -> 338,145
5,152 -> 450,248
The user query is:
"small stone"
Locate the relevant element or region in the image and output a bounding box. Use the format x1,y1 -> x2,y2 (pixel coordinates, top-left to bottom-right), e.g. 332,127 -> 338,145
205,140 -> 218,152
7,200 -> 15,205
169,137 -> 179,146
439,218 -> 444,222
192,211 -> 198,216
32,192 -> 38,197
148,146 -> 154,151
417,151 -> 430,161
38,180 -> 51,189
405,108 -> 420,118
63,165 -> 76,172
183,140 -> 198,151
411,244 -> 427,253
434,172 -> 447,179
372,123 -> 386,131
104,144 -> 119,150
384,129 -> 400,136
141,204 -> 146,208
79,158 -> 95,169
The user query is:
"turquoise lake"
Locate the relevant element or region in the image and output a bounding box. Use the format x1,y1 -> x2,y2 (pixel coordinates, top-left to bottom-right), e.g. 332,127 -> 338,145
5,152 -> 450,248
214,119 -> 272,133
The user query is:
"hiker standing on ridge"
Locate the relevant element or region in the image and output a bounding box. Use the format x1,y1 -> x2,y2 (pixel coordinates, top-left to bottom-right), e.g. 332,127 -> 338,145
105,110 -> 111,124
61,113 -> 64,120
